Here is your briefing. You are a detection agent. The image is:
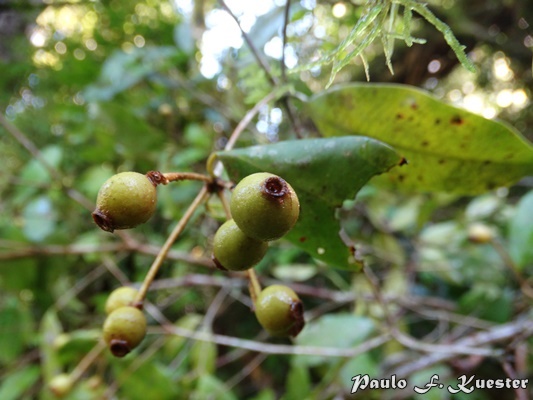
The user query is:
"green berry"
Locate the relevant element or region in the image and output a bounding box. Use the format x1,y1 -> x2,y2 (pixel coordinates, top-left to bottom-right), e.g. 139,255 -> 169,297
103,306 -> 147,357
212,219 -> 268,271
467,223 -> 494,244
255,284 -> 305,337
49,374 -> 73,398
230,172 -> 300,241
92,171 -> 157,232
105,286 -> 139,315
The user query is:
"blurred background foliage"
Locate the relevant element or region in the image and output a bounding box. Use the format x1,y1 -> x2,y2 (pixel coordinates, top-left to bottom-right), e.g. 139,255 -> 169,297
0,0 -> 533,399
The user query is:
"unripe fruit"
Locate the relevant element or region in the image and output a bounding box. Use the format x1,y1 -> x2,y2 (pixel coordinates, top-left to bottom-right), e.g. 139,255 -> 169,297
103,306 -> 147,357
105,286 -> 139,315
49,373 -> 73,398
467,223 -> 494,244
92,171 -> 157,232
255,284 -> 305,337
230,173 -> 300,241
212,219 -> 268,271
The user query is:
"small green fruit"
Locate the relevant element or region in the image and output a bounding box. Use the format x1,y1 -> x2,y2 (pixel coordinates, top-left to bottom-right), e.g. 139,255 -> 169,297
212,219 -> 268,271
467,223 -> 494,244
92,171 -> 157,232
103,306 -> 147,357
105,286 -> 139,315
230,172 -> 300,241
255,284 -> 305,337
49,373 -> 73,398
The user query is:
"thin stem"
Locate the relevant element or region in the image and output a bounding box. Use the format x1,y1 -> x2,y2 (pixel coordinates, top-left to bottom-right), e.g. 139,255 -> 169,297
213,88 -> 284,178
390,315 -> 533,378
0,112 -> 94,211
502,361 -> 529,400
247,269 -> 262,306
363,265 -> 499,357
134,185 -> 210,306
158,324 -> 391,357
224,89 -> 284,152
69,340 -> 106,382
218,0 -> 277,86
217,189 -> 232,219
281,0 -> 291,82
162,172 -> 213,184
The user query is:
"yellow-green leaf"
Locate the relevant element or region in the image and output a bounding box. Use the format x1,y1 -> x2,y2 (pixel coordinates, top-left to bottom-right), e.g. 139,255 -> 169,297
307,83 -> 533,194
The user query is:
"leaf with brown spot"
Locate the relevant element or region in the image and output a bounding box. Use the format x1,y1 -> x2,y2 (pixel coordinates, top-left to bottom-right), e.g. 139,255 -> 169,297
216,137 -> 401,270
306,83 -> 533,195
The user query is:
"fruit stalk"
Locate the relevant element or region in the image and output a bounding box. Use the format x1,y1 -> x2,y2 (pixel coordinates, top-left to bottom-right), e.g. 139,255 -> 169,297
134,185 -> 210,306
162,172 -> 213,184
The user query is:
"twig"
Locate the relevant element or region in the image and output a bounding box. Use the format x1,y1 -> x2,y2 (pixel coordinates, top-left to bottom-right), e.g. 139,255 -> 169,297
502,361 -> 529,400
162,172 -> 213,184
390,316 -> 533,378
0,112 -> 94,210
55,264 -> 107,310
0,239 -> 213,267
134,185 -> 211,306
158,324 -> 391,357
224,89 -> 283,153
212,88 -> 284,177
69,340 -> 106,382
363,265 -> 499,357
226,352 -> 268,390
218,0 -> 278,86
281,0 -> 291,81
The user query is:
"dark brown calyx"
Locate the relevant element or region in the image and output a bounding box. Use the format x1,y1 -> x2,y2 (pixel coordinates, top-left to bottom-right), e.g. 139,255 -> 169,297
261,176 -> 288,201
146,170 -> 167,186
288,299 -> 305,337
92,209 -> 114,232
109,339 -> 131,357
211,255 -> 228,271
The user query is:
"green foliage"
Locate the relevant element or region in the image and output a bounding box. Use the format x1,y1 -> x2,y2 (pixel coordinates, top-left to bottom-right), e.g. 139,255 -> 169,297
1,0 -> 532,398
307,83 -> 533,194
217,137 -> 401,269
292,0 -> 475,85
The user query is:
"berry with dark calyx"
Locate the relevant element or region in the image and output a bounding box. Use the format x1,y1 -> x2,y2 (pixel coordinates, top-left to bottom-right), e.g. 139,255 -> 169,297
230,172 -> 300,241
105,286 -> 139,315
212,219 -> 268,271
103,306 -> 147,357
49,373 -> 73,398
92,171 -> 157,232
255,284 -> 305,337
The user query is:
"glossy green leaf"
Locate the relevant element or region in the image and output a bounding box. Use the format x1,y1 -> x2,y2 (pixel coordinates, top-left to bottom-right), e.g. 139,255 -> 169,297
217,137 -> 401,269
307,83 -> 533,194
509,190 -> 533,270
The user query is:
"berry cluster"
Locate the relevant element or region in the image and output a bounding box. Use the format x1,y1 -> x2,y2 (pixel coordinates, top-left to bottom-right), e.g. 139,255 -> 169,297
212,172 -> 304,337
102,287 -> 146,358
90,170 -> 305,361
